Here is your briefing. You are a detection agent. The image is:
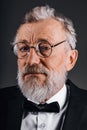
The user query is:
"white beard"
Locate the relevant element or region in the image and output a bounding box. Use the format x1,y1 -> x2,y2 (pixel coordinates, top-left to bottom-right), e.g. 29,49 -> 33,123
17,64 -> 67,103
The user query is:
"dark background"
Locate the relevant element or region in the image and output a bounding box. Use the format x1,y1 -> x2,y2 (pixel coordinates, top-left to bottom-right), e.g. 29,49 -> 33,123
0,0 -> 87,89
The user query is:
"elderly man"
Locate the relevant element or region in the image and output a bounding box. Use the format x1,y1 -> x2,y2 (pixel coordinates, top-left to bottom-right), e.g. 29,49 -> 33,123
0,5 -> 87,130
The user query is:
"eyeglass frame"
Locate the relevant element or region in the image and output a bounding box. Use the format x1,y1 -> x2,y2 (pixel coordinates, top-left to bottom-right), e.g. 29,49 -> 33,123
12,39 -> 67,59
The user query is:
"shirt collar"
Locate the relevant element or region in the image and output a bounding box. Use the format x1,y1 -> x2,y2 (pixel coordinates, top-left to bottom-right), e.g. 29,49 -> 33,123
28,84 -> 67,110
46,84 -> 67,110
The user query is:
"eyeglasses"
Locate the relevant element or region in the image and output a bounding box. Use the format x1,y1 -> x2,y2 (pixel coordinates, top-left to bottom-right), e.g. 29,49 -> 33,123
13,40 -> 66,59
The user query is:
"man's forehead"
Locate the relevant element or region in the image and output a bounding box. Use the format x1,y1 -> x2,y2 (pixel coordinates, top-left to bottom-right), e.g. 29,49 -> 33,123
18,18 -> 63,33
17,18 -> 65,42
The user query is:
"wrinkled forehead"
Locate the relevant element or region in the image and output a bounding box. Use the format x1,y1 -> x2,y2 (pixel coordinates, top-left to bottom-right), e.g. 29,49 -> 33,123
17,18 -> 66,43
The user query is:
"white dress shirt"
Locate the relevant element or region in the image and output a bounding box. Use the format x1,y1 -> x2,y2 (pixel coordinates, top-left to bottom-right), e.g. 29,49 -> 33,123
21,84 -> 67,130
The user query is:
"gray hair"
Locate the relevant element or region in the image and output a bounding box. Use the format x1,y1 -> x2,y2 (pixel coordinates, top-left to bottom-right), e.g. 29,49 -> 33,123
12,5 -> 77,53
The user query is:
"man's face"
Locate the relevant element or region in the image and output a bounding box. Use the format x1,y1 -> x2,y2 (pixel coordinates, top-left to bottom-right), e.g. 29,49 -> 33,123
17,18 -> 70,102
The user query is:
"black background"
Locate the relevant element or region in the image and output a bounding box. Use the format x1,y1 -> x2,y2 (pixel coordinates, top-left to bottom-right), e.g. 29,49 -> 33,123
0,0 -> 87,89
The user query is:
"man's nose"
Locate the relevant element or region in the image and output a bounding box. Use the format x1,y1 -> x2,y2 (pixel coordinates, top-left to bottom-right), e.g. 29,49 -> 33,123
26,48 -> 40,66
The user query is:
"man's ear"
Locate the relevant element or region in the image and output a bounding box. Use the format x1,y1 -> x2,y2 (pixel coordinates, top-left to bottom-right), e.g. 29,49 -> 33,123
66,49 -> 78,71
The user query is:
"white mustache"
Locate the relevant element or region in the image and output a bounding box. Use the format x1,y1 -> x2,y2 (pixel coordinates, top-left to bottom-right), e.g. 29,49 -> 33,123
22,64 -> 49,76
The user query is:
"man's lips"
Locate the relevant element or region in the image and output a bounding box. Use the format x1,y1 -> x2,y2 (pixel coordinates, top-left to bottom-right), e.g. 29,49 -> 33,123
23,72 -> 47,77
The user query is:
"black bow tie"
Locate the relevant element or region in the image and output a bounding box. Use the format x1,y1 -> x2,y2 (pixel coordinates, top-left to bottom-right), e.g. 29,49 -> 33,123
24,99 -> 60,113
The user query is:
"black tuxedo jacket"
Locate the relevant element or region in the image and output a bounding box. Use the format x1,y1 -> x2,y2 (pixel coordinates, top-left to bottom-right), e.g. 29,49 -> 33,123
0,79 -> 87,130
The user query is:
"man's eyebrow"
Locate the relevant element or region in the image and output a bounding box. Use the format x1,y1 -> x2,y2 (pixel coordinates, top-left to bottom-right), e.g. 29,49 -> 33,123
17,39 -> 29,44
37,38 -> 48,42
37,37 -> 52,43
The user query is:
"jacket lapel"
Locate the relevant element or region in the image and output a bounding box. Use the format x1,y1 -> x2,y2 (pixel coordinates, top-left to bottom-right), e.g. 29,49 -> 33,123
62,96 -> 85,130
7,93 -> 24,130
63,80 -> 87,130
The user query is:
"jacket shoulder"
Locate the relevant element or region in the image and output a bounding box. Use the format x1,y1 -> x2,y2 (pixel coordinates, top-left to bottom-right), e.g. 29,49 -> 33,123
66,79 -> 87,104
0,86 -> 22,100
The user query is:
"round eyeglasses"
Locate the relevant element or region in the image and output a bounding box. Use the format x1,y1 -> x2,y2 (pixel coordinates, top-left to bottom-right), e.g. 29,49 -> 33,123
13,40 -> 66,59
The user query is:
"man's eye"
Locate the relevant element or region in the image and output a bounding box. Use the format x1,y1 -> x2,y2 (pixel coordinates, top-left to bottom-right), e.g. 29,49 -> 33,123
19,46 -> 30,52
40,46 -> 50,51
